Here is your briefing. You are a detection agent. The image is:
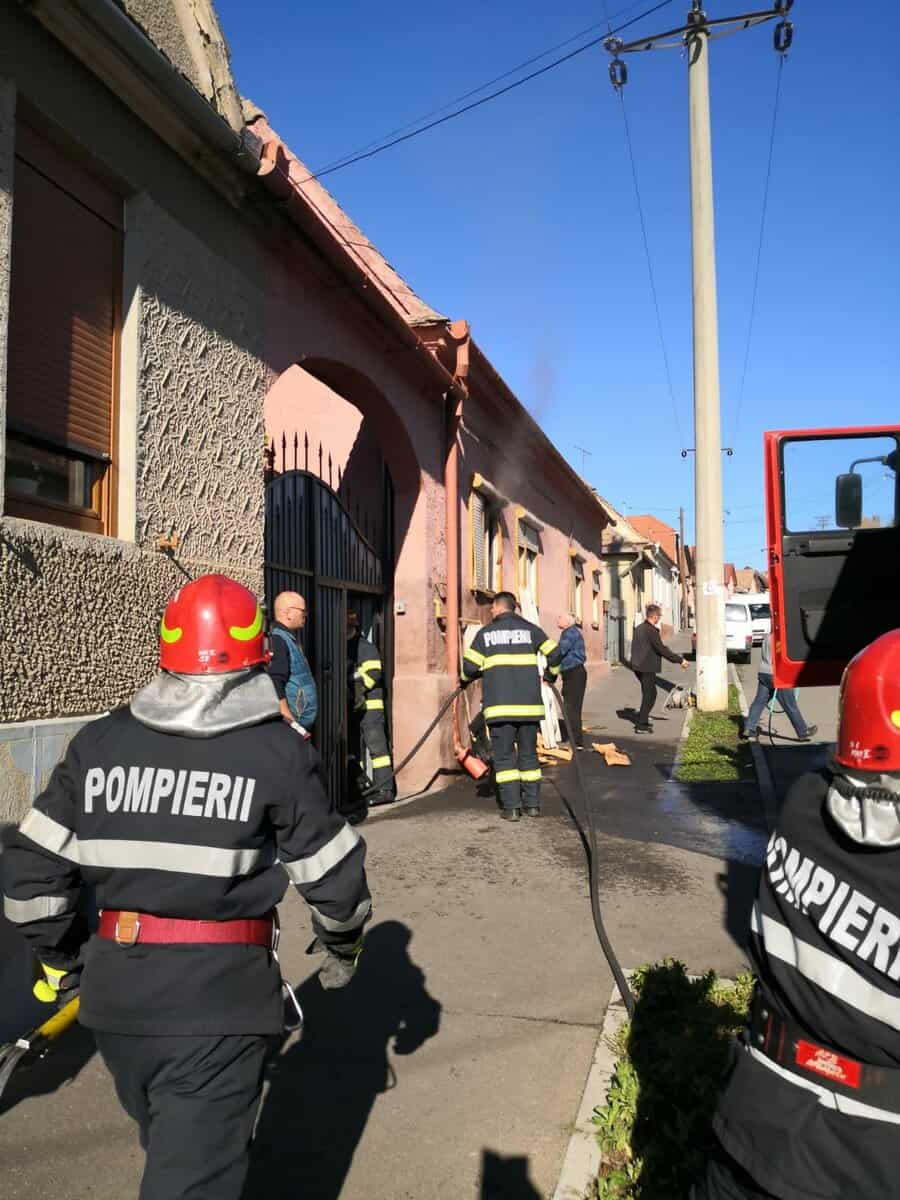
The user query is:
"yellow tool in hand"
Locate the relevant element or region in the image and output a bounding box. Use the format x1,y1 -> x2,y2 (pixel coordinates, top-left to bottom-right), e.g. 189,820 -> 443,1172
0,996 -> 81,1102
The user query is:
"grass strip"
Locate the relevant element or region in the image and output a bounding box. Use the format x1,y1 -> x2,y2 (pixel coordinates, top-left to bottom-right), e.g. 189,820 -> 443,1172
675,684 -> 754,783
594,961 -> 754,1200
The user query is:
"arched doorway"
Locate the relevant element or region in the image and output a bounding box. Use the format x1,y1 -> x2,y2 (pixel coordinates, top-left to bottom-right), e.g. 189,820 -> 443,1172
264,361 -> 419,810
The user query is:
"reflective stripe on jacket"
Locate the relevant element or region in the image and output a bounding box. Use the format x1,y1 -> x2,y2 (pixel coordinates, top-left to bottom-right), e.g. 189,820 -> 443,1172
712,768 -> 900,1199
461,611 -> 561,724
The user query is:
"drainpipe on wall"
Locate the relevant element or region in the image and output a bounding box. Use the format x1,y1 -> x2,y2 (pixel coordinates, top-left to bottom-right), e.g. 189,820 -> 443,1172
444,320 -> 470,681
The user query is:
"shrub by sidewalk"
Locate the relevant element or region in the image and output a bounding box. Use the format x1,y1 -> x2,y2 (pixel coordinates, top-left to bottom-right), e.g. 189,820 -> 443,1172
675,686 -> 755,784
593,961 -> 754,1200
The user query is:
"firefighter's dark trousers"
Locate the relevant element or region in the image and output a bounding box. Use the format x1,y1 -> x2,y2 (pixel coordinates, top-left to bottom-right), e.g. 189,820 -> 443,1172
95,1031 -> 268,1200
691,1148 -> 780,1200
361,709 -> 394,797
490,721 -> 541,811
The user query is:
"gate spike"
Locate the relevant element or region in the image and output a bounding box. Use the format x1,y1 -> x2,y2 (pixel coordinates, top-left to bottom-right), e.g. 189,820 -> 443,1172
318,442 -> 323,478
328,453 -> 333,488
338,465 -> 343,489
304,431 -> 309,471
281,432 -> 287,474
293,431 -> 299,471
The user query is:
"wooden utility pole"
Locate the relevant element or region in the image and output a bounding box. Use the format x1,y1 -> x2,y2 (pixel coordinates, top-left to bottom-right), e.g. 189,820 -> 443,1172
679,505 -> 689,630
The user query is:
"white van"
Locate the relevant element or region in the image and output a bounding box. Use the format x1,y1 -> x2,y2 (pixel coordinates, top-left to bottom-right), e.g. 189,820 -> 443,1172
691,598 -> 755,662
724,599 -> 755,661
747,593 -> 772,646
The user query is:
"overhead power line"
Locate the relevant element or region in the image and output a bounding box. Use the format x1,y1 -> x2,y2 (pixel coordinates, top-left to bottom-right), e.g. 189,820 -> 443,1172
731,53 -> 786,443
616,90 -> 686,446
299,0 -> 678,184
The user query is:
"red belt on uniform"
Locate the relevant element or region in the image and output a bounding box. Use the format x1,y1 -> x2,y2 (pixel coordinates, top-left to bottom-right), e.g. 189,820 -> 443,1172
98,910 -> 274,948
749,986 -> 900,1110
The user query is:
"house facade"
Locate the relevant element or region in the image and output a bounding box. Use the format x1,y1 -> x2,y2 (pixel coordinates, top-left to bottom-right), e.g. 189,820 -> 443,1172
0,0 -> 610,821
599,499 -> 658,662
625,514 -> 683,636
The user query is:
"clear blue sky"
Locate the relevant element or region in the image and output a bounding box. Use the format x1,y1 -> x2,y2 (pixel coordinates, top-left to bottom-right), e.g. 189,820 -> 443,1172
216,0 -> 900,568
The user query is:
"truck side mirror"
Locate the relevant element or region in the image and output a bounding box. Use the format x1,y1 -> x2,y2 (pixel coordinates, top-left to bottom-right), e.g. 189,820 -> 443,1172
835,473 -> 862,529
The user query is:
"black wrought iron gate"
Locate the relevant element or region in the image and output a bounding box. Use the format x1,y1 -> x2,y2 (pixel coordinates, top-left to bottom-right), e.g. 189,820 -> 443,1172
264,469 -> 392,809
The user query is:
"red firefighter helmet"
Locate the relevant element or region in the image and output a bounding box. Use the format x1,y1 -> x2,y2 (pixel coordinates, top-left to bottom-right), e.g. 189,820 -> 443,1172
834,629 -> 900,773
159,574 -> 266,674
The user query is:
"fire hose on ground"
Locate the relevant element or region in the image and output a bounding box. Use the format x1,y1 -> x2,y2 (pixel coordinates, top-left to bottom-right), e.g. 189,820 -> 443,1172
366,677 -> 635,1017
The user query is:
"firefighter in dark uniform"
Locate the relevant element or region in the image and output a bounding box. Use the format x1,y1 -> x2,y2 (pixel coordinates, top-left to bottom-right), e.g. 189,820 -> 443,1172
696,630 -> 900,1200
347,610 -> 394,810
461,591 -> 562,821
2,575 -> 371,1200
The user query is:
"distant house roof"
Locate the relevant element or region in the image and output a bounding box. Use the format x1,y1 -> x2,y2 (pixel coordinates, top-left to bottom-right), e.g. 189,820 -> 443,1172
599,499 -> 656,559
627,515 -> 678,566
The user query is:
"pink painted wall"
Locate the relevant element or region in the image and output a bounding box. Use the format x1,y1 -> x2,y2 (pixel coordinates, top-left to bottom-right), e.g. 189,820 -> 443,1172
457,398 -> 608,672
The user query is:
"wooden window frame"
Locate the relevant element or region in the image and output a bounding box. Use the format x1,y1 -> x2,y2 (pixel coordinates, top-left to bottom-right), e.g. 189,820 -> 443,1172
4,118 -> 122,537
591,568 -> 602,630
568,550 -> 586,624
516,519 -> 540,605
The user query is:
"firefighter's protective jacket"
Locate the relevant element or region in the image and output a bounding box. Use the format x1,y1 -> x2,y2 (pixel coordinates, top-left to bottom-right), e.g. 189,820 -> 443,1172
712,768 -> 900,1200
2,702 -> 371,1037
461,611 -> 561,724
348,634 -> 385,713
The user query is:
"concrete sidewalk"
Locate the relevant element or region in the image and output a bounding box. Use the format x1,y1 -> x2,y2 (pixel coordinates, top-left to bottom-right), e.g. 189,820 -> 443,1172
1,650 -> 764,1200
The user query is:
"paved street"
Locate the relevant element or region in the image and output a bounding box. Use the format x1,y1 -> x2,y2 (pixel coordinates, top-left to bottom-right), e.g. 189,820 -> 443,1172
1,644 -> 767,1200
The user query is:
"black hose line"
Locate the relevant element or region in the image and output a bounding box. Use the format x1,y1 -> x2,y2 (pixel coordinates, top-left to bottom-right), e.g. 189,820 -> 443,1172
547,682 -> 636,1018
390,686 -> 463,779
357,676 -> 636,1017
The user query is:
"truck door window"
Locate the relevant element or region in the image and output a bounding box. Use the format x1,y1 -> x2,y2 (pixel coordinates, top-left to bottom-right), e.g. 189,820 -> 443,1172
783,435 -> 898,533
770,429 -> 900,686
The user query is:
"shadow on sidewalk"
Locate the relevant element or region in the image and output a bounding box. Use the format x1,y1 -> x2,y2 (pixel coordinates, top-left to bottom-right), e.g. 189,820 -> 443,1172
480,1149 -> 542,1198
245,920 -> 441,1200
613,962 -> 750,1200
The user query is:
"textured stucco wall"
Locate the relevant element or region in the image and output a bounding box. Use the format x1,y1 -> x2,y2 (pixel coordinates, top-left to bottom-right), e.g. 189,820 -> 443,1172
0,197 -> 268,724
0,77 -> 14,506
132,197 -> 267,563
0,11 -> 271,727
121,0 -> 203,94
0,517 -> 261,726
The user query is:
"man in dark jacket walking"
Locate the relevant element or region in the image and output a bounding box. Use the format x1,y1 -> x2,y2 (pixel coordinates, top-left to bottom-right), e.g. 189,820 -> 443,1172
461,592 -> 562,820
2,575 -> 371,1200
630,603 -> 688,732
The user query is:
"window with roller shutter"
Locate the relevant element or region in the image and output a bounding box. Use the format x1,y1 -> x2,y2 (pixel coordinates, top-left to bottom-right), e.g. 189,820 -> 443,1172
470,488 -> 502,593
570,554 -> 585,621
4,120 -> 122,535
